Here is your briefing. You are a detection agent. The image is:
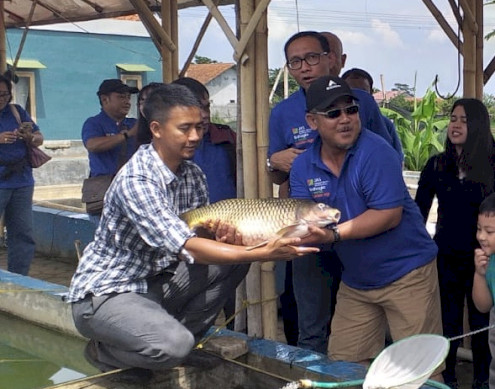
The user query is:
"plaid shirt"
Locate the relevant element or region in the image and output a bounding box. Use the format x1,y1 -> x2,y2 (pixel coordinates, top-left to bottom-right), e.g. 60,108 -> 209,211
67,144 -> 209,302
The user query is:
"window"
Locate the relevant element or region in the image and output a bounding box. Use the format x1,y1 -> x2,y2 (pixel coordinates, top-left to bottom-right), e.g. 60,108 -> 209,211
120,74 -> 142,119
12,71 -> 37,120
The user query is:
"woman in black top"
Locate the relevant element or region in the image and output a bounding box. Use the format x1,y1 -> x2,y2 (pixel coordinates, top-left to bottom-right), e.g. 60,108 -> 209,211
416,98 -> 495,389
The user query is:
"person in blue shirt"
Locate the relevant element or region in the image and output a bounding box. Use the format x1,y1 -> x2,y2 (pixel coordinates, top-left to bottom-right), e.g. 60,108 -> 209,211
173,76 -> 237,329
81,79 -> 139,222
0,74 -> 45,276
267,30 -> 403,354
173,77 -> 236,204
290,75 -> 442,381
473,193 -> 495,389
68,84 -> 319,376
341,66 -> 403,159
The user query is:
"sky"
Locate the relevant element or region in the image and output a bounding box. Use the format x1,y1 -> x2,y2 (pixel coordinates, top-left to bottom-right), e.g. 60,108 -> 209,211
32,0 -> 495,97
177,0 -> 495,96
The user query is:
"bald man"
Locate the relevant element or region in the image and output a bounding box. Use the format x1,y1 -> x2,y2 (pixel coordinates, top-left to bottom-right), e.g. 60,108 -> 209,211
320,31 -> 403,158
320,31 -> 347,76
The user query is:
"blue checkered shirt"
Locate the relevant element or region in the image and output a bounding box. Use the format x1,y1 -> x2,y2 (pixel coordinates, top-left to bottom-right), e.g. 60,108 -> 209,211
67,144 -> 209,302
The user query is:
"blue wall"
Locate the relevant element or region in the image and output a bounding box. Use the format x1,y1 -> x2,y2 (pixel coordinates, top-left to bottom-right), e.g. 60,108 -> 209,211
6,28 -> 163,140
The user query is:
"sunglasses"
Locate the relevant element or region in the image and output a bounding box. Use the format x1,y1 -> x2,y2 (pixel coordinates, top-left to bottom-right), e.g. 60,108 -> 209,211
313,104 -> 359,119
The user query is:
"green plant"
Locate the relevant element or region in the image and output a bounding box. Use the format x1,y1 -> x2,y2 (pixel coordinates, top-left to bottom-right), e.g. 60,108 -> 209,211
381,88 -> 449,171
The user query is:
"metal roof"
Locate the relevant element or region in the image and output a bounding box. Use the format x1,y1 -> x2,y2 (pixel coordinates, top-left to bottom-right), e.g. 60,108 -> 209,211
3,1 -> 234,28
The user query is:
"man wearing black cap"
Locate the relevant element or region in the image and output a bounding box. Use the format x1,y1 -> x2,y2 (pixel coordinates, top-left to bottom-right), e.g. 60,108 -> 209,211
290,75 -> 443,381
81,79 -> 139,222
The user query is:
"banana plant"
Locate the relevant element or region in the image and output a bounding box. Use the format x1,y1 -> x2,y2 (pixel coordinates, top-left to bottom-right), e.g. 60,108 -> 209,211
381,88 -> 448,171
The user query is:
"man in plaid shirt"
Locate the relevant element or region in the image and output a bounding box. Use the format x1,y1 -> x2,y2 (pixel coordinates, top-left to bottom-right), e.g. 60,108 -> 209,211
67,83 -> 319,377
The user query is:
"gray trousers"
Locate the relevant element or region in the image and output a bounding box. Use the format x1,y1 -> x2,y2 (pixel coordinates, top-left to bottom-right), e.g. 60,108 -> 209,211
72,261 -> 250,370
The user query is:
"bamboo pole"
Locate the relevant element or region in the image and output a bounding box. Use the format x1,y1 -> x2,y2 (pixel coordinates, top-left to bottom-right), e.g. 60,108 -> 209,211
161,0 -> 173,83
203,0 -> 239,51
239,0 -> 262,338
462,1 -> 476,97
234,1 -> 247,333
129,0 -> 176,53
475,0 -> 483,99
170,0 -> 178,80
233,0 -> 270,62
0,0 -> 6,75
253,0 -> 277,341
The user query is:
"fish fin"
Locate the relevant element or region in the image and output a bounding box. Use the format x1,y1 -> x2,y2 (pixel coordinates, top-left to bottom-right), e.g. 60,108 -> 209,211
245,240 -> 269,251
277,223 -> 309,238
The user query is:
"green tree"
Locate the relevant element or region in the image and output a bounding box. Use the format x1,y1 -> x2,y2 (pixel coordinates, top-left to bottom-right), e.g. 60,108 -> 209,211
381,88 -> 448,171
268,68 -> 299,105
194,55 -> 217,64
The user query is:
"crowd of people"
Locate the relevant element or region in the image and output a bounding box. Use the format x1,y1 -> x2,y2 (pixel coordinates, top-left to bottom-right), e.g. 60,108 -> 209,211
2,29 -> 495,389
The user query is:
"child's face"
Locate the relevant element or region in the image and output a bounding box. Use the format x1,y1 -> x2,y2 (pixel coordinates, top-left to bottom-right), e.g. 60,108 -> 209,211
477,213 -> 495,255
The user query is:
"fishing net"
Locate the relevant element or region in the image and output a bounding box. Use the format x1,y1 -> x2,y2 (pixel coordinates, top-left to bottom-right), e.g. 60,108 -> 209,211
363,334 -> 450,389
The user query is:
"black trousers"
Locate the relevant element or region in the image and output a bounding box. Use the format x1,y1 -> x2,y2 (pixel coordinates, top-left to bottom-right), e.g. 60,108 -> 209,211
437,251 -> 491,387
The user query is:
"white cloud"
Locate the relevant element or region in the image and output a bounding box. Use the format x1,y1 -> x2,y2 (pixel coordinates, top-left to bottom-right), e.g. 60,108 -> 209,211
370,19 -> 403,48
427,29 -> 448,43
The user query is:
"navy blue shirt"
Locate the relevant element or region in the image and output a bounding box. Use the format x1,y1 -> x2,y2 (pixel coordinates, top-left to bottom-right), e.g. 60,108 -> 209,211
81,110 -> 137,177
268,88 -> 403,159
193,131 -> 236,203
0,104 -> 40,188
290,130 -> 437,289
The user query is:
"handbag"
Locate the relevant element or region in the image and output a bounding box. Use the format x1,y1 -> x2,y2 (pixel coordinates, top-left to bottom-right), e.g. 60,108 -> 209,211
81,175 -> 114,214
27,144 -> 52,168
9,104 -> 51,168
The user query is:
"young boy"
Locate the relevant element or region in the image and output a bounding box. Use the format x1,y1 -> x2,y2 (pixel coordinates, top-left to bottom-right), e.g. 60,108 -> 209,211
473,192 -> 495,389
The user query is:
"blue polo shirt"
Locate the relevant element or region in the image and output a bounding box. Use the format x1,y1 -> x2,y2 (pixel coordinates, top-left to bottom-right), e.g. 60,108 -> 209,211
268,87 -> 402,159
0,104 -> 40,188
290,129 -> 437,289
193,131 -> 236,203
268,88 -> 315,157
81,110 -> 137,177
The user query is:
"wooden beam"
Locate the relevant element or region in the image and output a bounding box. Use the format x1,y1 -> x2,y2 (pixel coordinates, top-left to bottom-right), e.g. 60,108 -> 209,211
11,0 -> 37,75
128,0 -> 176,52
475,0 -> 483,98
179,0 -> 220,77
459,0 -> 478,34
233,0 -> 269,62
202,0 -> 239,50
0,0 -> 6,75
422,0 -> 463,52
484,55 -> 495,84
447,0 -> 463,28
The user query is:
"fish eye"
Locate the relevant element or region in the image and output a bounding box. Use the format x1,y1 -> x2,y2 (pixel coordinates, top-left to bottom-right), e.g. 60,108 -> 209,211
317,203 -> 326,210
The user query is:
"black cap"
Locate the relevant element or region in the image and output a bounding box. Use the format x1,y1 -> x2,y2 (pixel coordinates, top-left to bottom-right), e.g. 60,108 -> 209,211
306,76 -> 357,112
97,79 -> 139,96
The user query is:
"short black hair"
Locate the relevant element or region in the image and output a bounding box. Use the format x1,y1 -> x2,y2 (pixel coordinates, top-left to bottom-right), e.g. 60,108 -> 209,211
0,74 -> 13,103
143,84 -> 201,124
173,77 -> 209,100
341,68 -> 374,90
480,193 -> 495,217
283,31 -> 330,61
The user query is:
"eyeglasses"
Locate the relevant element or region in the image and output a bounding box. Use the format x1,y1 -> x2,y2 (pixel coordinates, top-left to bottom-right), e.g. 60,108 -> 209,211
313,104 -> 359,119
287,52 -> 328,70
0,92 -> 10,98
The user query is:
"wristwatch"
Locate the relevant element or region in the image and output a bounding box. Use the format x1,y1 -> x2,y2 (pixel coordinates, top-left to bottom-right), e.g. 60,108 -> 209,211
330,225 -> 341,243
266,158 -> 276,172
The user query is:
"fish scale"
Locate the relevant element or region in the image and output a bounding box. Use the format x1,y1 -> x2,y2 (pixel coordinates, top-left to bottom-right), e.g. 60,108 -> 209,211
180,198 -> 341,247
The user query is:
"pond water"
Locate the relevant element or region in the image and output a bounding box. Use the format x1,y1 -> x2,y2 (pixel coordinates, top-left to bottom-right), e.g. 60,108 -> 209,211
0,312 -> 96,389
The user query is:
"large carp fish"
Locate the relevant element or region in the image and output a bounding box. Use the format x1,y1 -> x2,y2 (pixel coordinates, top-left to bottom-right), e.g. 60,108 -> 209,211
180,198 -> 341,249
